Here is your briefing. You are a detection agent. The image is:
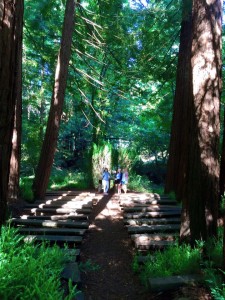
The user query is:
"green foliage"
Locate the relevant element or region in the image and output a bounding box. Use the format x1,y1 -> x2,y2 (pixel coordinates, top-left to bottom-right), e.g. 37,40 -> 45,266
219,194 -> 225,215
128,173 -> 154,193
204,269 -> 225,300
0,226 -> 78,299
138,242 -> 202,287
205,232 -> 223,268
49,168 -> 90,190
19,176 -> 34,202
79,259 -> 100,272
92,143 -> 113,187
133,159 -> 167,185
117,148 -> 137,170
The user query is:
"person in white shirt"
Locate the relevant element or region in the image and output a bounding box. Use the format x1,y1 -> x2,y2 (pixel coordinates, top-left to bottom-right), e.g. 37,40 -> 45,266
102,168 -> 110,195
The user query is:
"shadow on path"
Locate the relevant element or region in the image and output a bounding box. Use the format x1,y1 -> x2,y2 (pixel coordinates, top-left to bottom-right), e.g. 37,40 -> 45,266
79,192 -> 151,300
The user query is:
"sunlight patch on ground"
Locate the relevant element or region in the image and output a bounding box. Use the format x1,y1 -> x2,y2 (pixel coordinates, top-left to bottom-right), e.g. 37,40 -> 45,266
95,199 -> 122,220
89,224 -> 103,231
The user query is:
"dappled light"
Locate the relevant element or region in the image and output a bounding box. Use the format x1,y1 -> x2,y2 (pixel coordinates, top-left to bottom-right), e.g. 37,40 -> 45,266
1,0 -> 224,298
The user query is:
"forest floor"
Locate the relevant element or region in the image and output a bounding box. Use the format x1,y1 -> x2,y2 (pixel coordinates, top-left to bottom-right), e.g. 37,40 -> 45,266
79,192 -> 212,300
8,192 -> 213,300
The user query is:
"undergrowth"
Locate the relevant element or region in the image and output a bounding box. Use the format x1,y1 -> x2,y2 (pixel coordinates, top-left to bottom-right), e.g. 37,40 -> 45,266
134,241 -> 202,287
49,168 -> 90,190
128,173 -> 164,194
0,226 -> 78,299
134,229 -> 225,298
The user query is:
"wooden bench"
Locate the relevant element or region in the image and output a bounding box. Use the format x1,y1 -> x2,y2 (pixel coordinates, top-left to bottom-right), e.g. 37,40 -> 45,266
18,227 -> 86,236
24,203 -> 92,210
23,235 -> 83,245
131,233 -> 178,250
120,199 -> 177,206
10,218 -> 89,229
124,211 -> 181,219
124,217 -> 180,226
123,206 -> 181,213
21,214 -> 89,221
127,224 -> 180,234
136,239 -> 176,250
62,262 -> 81,286
27,207 -> 92,215
149,274 -> 203,291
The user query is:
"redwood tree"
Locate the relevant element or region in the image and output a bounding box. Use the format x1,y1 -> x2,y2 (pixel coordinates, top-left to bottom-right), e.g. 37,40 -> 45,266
164,0 -> 193,201
33,0 -> 76,199
0,0 -> 24,226
180,0 -> 222,244
8,0 -> 24,203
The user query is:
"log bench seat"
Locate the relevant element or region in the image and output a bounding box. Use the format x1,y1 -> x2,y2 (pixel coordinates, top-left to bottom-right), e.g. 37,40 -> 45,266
149,274 -> 203,291
120,199 -> 177,206
18,227 -> 86,236
123,206 -> 181,213
127,224 -> 180,234
20,214 -> 89,221
124,217 -> 180,226
10,218 -> 89,229
26,207 -> 92,215
124,211 -> 181,219
23,234 -> 83,245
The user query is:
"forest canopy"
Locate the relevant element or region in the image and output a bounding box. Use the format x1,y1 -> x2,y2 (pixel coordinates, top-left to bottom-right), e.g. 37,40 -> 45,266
22,0 -> 182,178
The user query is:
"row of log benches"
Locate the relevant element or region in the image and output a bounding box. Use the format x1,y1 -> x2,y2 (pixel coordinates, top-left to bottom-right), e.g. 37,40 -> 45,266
10,190 -> 201,297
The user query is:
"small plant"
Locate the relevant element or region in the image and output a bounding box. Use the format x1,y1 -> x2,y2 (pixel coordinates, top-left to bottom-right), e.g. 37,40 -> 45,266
138,242 -> 202,287
0,225 -> 78,299
204,268 -> 225,300
205,234 -> 223,268
219,194 -> 225,215
19,176 -> 34,202
132,254 -> 140,273
79,259 -> 100,273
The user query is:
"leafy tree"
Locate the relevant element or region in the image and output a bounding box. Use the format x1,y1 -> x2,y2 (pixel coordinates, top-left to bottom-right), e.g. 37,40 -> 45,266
33,0 -> 76,199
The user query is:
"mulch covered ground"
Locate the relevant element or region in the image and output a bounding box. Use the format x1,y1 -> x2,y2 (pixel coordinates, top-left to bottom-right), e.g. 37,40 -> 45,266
79,193 -> 212,300
8,192 -> 212,300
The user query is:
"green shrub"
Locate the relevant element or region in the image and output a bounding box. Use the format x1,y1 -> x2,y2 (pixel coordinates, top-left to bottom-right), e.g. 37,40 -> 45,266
205,234 -> 223,268
19,176 -> 34,202
0,226 -> 78,299
139,242 -> 202,287
204,268 -> 225,300
49,168 -> 90,190
128,173 -> 154,193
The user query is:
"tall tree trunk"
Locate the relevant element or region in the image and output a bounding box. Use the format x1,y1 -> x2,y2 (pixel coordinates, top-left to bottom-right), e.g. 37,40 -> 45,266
8,0 -> 24,203
164,0 -> 193,201
0,0 -> 24,226
180,0 -> 222,244
219,107 -> 225,197
33,0 -> 76,199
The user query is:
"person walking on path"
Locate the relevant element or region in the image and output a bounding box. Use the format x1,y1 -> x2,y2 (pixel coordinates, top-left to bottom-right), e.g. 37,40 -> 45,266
115,168 -> 122,194
102,168 -> 110,195
121,168 -> 129,193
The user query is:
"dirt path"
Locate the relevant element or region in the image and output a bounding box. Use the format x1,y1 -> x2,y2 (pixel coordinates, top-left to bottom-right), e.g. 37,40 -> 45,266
80,193 -> 151,300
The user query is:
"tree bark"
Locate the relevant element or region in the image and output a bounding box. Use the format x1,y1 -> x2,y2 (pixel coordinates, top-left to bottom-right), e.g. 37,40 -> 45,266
33,0 -> 76,199
8,0 -> 24,203
0,0 -> 24,226
180,0 -> 222,244
219,107 -> 225,197
164,0 -> 193,201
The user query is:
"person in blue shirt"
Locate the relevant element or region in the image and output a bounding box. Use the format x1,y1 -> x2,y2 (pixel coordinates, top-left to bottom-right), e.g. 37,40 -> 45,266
102,168 -> 111,195
115,168 -> 122,194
